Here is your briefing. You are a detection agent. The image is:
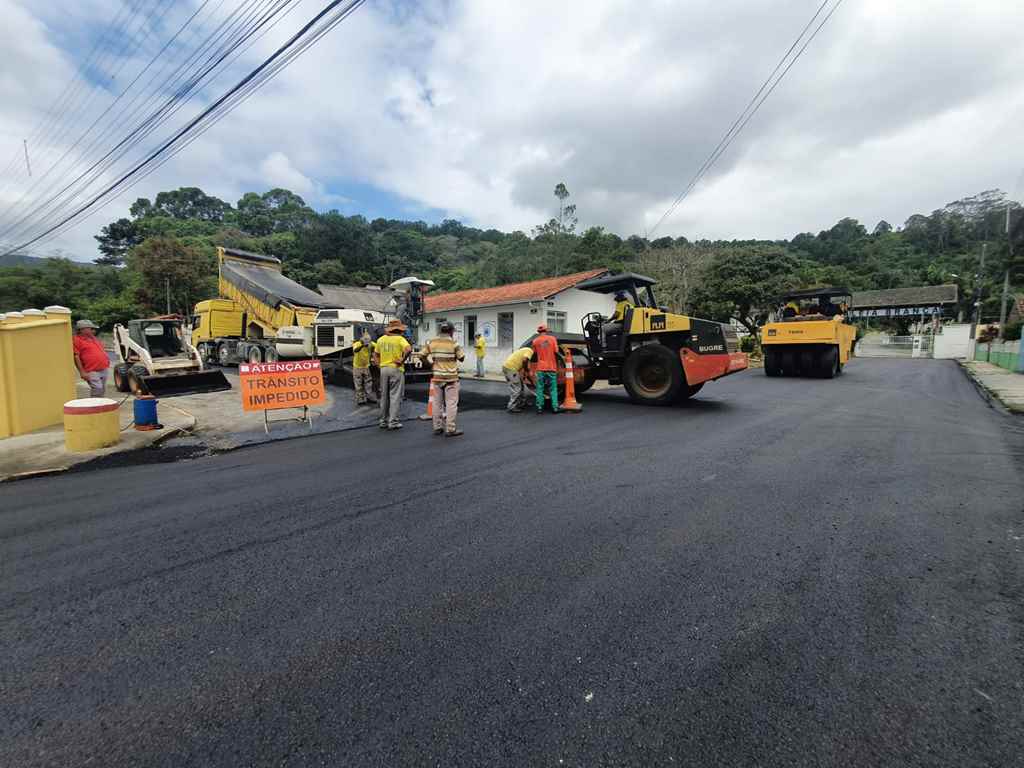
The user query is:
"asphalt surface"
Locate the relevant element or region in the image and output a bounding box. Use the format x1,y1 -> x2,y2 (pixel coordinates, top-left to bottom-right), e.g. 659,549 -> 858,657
2,359 -> 1022,767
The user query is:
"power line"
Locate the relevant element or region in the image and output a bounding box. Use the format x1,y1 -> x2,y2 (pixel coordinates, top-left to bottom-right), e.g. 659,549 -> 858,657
1,0 -> 367,257
0,0 -> 164,195
648,0 -> 845,238
0,0 -> 295,244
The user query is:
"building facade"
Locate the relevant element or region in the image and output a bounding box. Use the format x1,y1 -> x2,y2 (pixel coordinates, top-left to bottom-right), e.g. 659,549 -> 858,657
422,270 -> 615,373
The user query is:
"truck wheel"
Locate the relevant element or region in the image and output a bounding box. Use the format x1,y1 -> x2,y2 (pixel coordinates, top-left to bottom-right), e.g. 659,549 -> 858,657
764,348 -> 782,377
128,364 -> 149,396
113,364 -> 132,393
264,348 -> 279,362
780,349 -> 796,376
217,343 -> 232,367
247,347 -> 263,364
799,349 -> 815,376
622,343 -> 683,406
818,346 -> 839,378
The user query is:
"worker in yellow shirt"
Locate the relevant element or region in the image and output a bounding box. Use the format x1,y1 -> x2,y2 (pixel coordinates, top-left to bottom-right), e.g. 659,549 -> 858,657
502,346 -> 534,413
372,320 -> 412,430
611,290 -> 634,322
351,331 -> 377,406
474,333 -> 487,377
603,290 -> 635,348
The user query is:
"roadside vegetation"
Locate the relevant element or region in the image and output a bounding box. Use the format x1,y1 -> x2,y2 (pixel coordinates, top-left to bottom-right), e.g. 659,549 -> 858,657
1,185 -> 1020,332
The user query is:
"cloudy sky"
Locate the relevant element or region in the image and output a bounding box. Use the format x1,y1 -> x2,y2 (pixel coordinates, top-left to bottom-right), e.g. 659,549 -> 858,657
0,0 -> 1022,262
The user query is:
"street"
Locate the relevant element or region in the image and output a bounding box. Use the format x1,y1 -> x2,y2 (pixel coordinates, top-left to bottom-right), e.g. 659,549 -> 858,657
2,359 -> 1022,767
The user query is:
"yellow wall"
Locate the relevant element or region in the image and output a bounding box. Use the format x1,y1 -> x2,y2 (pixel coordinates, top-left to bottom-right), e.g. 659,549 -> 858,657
0,307 -> 77,438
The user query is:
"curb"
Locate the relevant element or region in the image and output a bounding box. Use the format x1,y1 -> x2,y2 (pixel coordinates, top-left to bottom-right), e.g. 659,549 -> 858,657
1,405 -> 200,484
957,361 -> 1013,416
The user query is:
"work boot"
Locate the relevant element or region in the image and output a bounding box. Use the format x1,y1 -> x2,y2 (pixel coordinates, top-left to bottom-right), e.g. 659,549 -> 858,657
378,422 -> 387,429
446,429 -> 464,437
389,423 -> 403,430
433,428 -> 444,436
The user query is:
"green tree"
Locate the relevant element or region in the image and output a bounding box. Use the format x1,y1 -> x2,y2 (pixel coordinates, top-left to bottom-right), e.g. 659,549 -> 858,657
127,237 -> 216,315
94,218 -> 141,266
691,245 -> 803,333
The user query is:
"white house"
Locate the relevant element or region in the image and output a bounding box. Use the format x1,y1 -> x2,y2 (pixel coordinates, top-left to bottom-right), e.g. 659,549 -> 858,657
422,268 -> 616,373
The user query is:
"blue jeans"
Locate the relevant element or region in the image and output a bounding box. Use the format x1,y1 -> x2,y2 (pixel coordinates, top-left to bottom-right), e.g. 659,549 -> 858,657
476,357 -> 485,376
535,371 -> 558,412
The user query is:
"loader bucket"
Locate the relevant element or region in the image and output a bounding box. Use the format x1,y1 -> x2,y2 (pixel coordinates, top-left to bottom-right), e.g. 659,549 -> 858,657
140,370 -> 232,398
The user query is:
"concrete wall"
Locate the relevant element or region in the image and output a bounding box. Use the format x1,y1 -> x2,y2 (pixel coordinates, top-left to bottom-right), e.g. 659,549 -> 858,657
0,306 -> 76,438
933,323 -> 972,360
423,289 -> 615,373
975,339 -> 1020,371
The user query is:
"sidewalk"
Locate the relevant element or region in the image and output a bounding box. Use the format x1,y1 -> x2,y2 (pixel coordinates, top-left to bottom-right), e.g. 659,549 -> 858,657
959,361 -> 1024,414
0,389 -> 195,482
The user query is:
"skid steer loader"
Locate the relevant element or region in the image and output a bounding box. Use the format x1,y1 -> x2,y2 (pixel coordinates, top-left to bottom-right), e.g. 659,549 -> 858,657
112,317 -> 232,397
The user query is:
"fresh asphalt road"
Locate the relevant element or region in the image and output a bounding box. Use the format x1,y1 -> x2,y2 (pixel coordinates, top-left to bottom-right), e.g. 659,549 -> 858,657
2,359 -> 1022,767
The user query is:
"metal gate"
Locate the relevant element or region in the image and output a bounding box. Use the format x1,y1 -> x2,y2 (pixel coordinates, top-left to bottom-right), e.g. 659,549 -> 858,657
856,333 -> 933,358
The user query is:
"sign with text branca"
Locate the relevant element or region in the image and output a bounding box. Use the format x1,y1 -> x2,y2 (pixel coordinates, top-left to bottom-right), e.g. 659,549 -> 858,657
239,360 -> 326,412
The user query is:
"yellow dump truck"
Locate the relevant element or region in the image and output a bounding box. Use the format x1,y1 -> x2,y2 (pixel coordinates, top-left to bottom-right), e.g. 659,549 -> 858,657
760,287 -> 857,378
192,247 -> 388,377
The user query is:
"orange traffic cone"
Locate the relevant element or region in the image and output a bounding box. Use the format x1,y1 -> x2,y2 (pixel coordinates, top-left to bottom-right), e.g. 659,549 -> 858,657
562,348 -> 582,413
418,380 -> 435,420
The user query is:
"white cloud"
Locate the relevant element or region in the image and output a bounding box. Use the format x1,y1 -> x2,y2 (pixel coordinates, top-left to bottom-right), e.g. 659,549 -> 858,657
1,0 -> 1022,261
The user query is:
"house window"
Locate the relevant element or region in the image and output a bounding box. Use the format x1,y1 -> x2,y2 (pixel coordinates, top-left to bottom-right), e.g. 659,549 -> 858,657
546,311 -> 566,333
498,312 -> 514,347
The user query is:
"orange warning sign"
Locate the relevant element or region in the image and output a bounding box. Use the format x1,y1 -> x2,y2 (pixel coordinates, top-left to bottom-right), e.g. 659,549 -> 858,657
239,359 -> 326,412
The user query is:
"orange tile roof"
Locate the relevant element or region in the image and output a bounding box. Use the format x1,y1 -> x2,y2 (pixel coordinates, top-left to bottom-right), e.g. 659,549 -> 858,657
424,268 -> 608,313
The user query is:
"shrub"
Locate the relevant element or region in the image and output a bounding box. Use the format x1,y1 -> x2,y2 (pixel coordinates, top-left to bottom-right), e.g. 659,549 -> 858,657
977,325 -> 998,343
1002,320 -> 1022,341
740,335 -> 757,353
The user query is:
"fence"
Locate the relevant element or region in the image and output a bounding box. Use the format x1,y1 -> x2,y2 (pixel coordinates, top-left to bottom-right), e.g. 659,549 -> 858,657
974,340 -> 1020,372
856,333 -> 933,358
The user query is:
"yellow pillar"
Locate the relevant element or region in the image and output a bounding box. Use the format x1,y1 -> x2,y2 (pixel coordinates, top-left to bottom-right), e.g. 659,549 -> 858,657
63,398 -> 120,452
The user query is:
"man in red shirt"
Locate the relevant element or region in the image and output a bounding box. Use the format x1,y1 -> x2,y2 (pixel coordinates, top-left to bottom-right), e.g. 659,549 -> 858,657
530,323 -> 561,414
72,319 -> 111,398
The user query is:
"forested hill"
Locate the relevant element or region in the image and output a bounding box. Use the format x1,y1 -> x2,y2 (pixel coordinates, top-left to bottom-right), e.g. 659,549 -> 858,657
1,185 -> 1021,332
0,253 -> 48,268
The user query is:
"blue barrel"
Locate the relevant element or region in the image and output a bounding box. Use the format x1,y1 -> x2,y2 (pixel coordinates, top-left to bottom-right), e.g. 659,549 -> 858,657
133,396 -> 159,427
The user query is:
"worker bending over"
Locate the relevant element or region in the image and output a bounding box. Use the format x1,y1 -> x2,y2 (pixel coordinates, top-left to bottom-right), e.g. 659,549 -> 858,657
351,331 -> 377,406
420,321 -> 465,437
531,324 -> 561,414
373,319 -> 411,430
502,346 -> 534,413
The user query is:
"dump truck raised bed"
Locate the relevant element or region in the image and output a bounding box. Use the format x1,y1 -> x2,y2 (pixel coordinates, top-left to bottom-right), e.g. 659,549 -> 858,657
760,287 -> 856,378
191,247 -> 388,379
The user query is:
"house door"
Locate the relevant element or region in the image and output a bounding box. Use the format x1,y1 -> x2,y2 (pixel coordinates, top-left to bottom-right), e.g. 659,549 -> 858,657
498,312 -> 514,347
465,315 -> 477,343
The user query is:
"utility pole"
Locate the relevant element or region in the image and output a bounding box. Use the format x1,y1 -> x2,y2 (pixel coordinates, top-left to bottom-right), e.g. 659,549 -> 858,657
970,243 -> 987,339
165,276 -> 171,315
998,204 -> 1014,339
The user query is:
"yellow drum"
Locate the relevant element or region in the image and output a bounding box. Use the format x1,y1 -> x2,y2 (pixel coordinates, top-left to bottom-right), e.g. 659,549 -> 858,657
63,398 -> 120,452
